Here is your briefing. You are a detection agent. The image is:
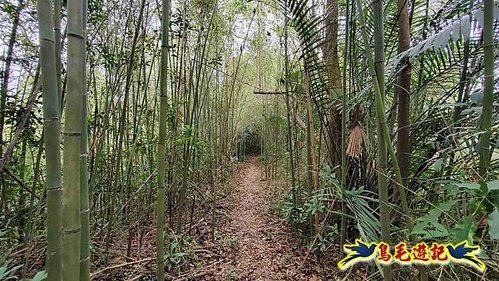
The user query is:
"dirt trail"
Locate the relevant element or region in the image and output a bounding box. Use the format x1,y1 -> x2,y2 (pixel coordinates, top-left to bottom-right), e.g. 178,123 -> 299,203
219,158 -> 303,280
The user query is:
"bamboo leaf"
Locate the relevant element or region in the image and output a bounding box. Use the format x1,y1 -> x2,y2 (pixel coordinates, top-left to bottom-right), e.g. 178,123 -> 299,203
0,267 -> 5,279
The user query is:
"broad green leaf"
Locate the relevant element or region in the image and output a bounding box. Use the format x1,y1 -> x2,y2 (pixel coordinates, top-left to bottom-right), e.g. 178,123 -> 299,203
451,215 -> 475,243
487,180 -> 499,192
446,183 -> 461,196
31,270 -> 47,281
454,182 -> 480,190
469,91 -> 484,104
0,267 -> 7,279
433,158 -> 444,171
462,15 -> 471,41
423,200 -> 457,221
488,209 -> 499,240
473,10 -> 484,28
433,28 -> 451,52
412,221 -> 449,239
451,22 -> 460,41
412,201 -> 456,239
0,264 -> 22,279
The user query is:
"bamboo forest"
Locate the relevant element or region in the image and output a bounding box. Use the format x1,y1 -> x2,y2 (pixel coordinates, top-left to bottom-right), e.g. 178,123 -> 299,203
0,0 -> 498,279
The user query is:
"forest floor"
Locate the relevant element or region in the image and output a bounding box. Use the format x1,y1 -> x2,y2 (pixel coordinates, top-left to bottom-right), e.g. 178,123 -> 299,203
213,158 -> 306,280
91,158 -> 344,280
202,157 -> 339,280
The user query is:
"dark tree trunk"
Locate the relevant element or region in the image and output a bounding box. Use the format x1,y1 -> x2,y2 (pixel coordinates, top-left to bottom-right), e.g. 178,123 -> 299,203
324,0 -> 342,168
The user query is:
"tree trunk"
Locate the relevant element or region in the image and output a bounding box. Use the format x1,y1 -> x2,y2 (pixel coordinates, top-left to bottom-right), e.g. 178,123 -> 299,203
323,0 -> 342,169
396,0 -> 411,184
478,0 -> 494,179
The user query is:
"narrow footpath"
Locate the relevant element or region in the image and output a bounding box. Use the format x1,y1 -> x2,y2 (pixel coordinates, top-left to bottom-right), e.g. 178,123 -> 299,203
215,159 -> 313,280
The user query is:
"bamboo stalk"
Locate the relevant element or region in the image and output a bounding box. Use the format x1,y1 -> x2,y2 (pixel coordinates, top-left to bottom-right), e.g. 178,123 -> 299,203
63,0 -> 85,278
372,0 -> 392,278
305,68 -> 320,233
37,0 -> 62,277
79,0 -> 90,279
356,1 -> 414,278
156,0 -> 170,278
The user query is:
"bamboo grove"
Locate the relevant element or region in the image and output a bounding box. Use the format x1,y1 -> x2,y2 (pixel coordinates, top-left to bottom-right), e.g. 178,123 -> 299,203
0,0 -> 497,279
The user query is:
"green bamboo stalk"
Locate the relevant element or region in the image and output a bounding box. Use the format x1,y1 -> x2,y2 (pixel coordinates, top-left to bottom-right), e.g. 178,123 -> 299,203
79,0 -> 90,278
355,0 -> 411,228
372,0 -> 392,279
157,0 -> 170,278
37,0 -> 62,279
283,14 -> 297,201
356,1 -> 416,278
304,67 -> 319,233
177,1 -> 189,233
478,0 -> 494,178
63,0 -> 84,278
54,0 -> 62,105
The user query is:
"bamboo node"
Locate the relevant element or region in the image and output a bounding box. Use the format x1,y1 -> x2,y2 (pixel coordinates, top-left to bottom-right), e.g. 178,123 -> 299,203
64,226 -> 82,234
